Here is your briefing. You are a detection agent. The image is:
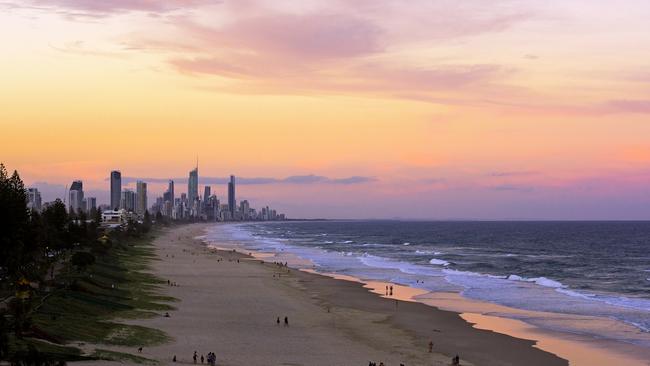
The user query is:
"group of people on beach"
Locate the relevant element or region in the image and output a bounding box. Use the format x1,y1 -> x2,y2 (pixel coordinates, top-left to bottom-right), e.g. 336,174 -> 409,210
385,285 -> 394,296
167,279 -> 180,287
451,354 -> 461,365
276,316 -> 289,326
188,350 -> 216,365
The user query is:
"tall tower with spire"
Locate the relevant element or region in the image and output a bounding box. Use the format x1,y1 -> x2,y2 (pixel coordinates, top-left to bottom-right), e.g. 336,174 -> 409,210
188,160 -> 199,204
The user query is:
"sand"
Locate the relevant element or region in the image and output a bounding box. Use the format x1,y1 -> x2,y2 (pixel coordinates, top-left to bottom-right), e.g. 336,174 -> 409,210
74,224 -> 568,366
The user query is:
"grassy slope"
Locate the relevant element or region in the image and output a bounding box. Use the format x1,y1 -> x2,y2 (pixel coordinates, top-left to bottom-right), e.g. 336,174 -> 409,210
10,228 -> 174,362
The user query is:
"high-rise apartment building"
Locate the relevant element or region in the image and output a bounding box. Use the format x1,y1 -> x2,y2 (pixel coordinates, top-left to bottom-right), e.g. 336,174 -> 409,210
69,180 -> 84,213
240,199 -> 250,220
121,190 -> 136,212
168,180 -> 174,202
136,181 -> 147,215
85,197 -> 97,212
27,187 -> 42,211
110,170 -> 121,210
228,175 -> 236,216
203,186 -> 211,203
188,166 -> 199,203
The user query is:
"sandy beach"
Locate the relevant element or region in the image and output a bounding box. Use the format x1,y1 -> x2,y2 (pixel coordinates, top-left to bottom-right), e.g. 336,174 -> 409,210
71,223 -> 570,366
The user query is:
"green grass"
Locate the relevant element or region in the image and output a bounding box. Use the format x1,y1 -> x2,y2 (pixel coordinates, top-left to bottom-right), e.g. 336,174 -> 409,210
25,229 -> 175,352
7,337 -> 90,362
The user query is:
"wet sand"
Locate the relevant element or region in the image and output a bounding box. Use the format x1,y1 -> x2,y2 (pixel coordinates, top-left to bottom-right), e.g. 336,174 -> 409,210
74,224 -> 568,365
216,225 -> 650,366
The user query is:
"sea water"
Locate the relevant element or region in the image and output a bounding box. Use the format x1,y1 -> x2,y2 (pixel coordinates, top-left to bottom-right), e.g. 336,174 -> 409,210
204,220 -> 650,348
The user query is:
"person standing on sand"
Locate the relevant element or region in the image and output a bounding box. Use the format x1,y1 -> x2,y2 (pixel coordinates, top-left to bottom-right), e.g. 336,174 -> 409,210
277,316 -> 280,325
284,316 -> 289,326
429,340 -> 433,352
201,354 -> 204,363
390,285 -> 393,296
193,351 -> 197,363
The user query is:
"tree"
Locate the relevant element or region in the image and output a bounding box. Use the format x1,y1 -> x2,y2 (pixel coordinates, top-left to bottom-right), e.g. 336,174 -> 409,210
71,252 -> 95,272
126,218 -> 139,237
41,199 -> 69,253
0,310 -> 8,360
89,206 -> 98,224
0,164 -> 30,283
142,210 -> 152,233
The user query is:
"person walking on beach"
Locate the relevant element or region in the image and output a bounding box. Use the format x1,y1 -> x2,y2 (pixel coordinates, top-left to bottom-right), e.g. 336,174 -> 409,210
193,351 -> 197,363
390,285 -> 393,296
284,316 -> 289,326
385,285 -> 388,295
201,354 -> 204,363
429,340 -> 433,353
276,316 -> 280,325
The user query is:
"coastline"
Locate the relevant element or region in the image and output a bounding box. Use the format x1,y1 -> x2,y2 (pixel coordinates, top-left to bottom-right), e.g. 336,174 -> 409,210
71,223 -> 647,366
305,271 -> 650,366
206,222 -> 650,366
74,223 -> 567,365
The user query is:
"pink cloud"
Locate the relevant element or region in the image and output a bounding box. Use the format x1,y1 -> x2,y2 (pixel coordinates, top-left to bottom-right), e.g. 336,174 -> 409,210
29,0 -> 216,14
166,11 -> 512,98
27,0 -> 537,105
601,100 -> 650,114
219,13 -> 383,60
336,0 -> 533,42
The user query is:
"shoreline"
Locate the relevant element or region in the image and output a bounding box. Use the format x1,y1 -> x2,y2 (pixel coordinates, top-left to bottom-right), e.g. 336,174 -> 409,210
70,223 -> 646,366
302,270 -> 650,366
192,224 -> 566,365
206,222 -> 650,366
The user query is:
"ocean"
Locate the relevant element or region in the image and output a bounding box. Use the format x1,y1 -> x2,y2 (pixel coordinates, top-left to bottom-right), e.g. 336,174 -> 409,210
204,220 -> 650,348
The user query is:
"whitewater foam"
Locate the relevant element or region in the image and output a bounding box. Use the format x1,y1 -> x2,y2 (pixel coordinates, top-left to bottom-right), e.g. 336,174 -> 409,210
205,222 -> 650,346
429,258 -> 450,266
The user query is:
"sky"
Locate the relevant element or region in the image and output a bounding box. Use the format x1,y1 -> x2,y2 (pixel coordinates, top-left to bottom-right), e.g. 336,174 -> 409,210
1,0 -> 650,219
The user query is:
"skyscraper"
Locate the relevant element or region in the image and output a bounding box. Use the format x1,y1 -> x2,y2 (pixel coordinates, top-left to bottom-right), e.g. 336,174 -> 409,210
85,197 -> 97,213
110,170 -> 121,210
203,186 -> 211,203
168,180 -> 174,203
121,190 -> 136,212
228,175 -> 236,217
27,187 -> 42,211
240,199 -> 250,220
69,180 -> 84,213
188,165 -> 199,204
136,181 -> 147,215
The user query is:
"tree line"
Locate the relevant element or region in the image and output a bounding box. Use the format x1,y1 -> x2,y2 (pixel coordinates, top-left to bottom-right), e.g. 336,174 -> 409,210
0,163 -> 155,362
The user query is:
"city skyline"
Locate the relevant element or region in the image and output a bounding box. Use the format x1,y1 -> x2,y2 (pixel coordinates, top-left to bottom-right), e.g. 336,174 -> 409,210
2,1 -> 650,219
23,165 -> 286,222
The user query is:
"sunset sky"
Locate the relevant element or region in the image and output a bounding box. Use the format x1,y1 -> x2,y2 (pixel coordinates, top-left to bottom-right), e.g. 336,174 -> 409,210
1,0 -> 650,219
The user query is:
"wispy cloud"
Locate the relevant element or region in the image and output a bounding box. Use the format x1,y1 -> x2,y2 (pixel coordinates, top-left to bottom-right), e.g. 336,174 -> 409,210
488,171 -> 539,177
117,174 -> 376,185
144,0 -> 529,102
600,100 -> 650,114
23,0 -> 216,16
491,184 -> 534,192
